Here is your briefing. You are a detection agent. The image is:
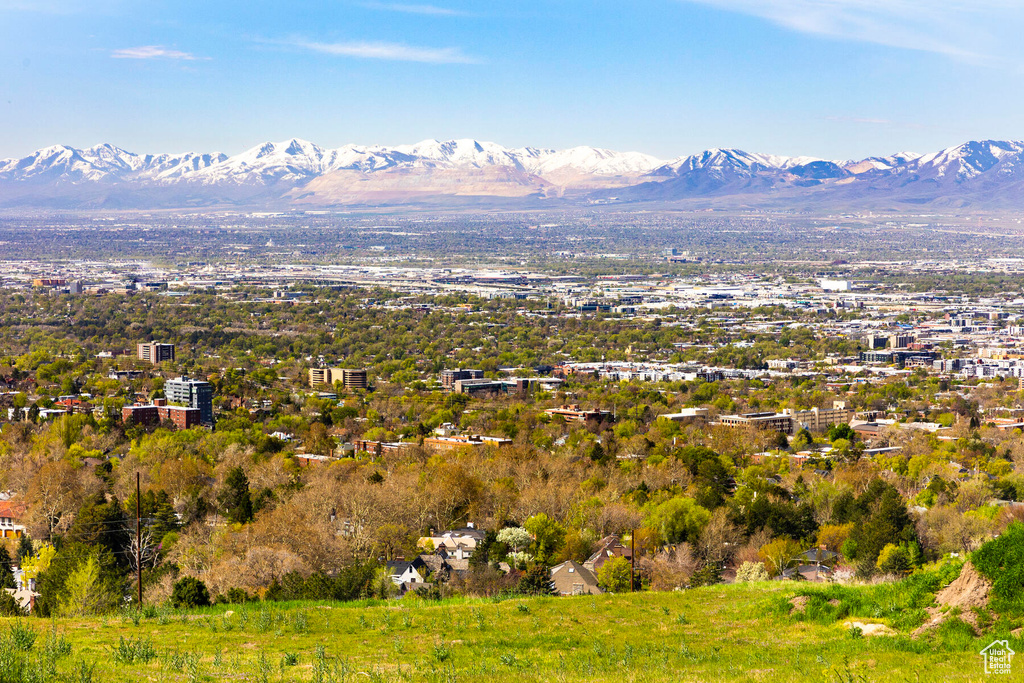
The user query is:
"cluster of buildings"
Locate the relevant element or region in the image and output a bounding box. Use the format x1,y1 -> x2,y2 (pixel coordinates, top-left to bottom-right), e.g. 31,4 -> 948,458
386,526 -> 630,596
716,403 -> 854,435
122,376 -> 214,428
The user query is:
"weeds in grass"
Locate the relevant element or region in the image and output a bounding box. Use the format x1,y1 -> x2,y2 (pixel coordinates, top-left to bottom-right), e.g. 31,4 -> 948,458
293,609 -> 309,634
184,653 -> 201,683
111,636 -> 156,664
425,663 -> 457,683
7,622 -> 36,652
828,659 -> 869,683
282,652 -> 299,666
255,651 -> 272,683
311,646 -> 354,683
517,604 -> 530,614
162,649 -> 194,672
432,640 -> 452,663
119,607 -> 142,627
41,628 -> 71,659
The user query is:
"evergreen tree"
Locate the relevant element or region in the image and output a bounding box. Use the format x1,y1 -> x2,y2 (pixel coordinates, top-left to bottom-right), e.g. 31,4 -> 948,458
0,546 -> 14,590
516,564 -> 556,596
66,493 -> 131,566
15,536 -> 32,566
218,467 -> 253,524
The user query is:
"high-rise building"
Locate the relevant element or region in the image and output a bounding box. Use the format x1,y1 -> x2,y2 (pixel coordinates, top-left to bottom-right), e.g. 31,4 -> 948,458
137,342 -> 175,365
308,368 -> 368,390
340,369 -> 367,390
165,376 -> 213,425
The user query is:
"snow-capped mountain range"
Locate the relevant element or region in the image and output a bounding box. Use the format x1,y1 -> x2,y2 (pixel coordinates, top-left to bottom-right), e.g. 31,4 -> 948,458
2,138 -> 1024,209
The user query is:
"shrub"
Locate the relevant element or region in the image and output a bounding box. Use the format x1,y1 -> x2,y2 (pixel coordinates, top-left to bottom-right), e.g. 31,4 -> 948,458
516,564 -> 555,596
0,591 -> 24,617
170,577 -> 211,609
110,636 -> 156,664
7,622 -> 36,652
758,538 -> 802,577
689,564 -> 722,587
735,561 -> 770,582
971,521 -> 1024,614
876,544 -> 912,575
597,557 -> 632,592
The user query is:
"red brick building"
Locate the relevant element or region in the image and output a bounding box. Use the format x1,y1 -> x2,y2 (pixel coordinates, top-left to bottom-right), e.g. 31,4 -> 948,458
122,403 -> 200,429
157,405 -> 201,429
122,404 -> 159,426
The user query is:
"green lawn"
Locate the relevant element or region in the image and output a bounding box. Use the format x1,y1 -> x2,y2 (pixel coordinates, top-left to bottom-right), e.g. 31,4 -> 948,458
3,582 -> 1018,682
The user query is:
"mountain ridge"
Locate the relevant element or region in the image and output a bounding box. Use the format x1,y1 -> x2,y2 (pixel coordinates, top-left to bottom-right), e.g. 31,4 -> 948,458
2,138 -> 1024,210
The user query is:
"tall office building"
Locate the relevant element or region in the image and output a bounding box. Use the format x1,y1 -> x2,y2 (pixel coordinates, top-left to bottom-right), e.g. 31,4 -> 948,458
165,376 -> 214,425
137,342 -> 175,365
308,368 -> 368,390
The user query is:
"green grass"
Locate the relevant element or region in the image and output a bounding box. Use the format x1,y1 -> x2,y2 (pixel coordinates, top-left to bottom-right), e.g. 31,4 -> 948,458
0,582 -> 1020,682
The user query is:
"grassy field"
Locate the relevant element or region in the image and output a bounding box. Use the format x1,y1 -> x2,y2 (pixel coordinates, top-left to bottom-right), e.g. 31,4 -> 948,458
1,582 -> 1018,682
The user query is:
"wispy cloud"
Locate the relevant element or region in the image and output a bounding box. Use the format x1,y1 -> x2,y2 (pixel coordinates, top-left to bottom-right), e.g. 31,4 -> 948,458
359,2 -> 466,16
290,39 -> 478,64
679,0 -> 1018,64
111,45 -> 201,60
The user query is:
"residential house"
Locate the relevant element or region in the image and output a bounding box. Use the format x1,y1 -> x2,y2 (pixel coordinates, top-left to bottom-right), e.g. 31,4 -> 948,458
583,535 -> 632,573
0,502 -> 26,539
385,558 -> 427,589
550,561 -> 602,596
418,525 -> 485,560
3,587 -> 37,613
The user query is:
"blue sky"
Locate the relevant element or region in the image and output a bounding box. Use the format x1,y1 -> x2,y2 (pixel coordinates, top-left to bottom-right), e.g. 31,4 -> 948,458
1,0 -> 1022,160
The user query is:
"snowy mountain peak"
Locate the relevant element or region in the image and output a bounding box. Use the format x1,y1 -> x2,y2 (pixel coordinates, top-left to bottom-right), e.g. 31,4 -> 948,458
5,138 -> 1024,209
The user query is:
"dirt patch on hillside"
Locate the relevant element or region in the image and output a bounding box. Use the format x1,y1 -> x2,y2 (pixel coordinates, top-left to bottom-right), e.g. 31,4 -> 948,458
846,621 -> 896,637
913,562 -> 992,638
789,596 -> 810,613
936,562 -> 991,610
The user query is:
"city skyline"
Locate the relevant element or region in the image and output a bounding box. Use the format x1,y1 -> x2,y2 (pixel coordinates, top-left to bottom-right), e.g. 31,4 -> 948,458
3,1 -> 1024,160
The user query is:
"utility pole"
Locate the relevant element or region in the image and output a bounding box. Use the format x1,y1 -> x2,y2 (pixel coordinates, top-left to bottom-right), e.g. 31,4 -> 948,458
136,471 -> 142,608
630,530 -> 635,592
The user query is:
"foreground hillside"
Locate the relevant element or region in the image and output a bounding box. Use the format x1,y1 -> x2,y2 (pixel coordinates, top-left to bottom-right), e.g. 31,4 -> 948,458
0,580 -> 1014,682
